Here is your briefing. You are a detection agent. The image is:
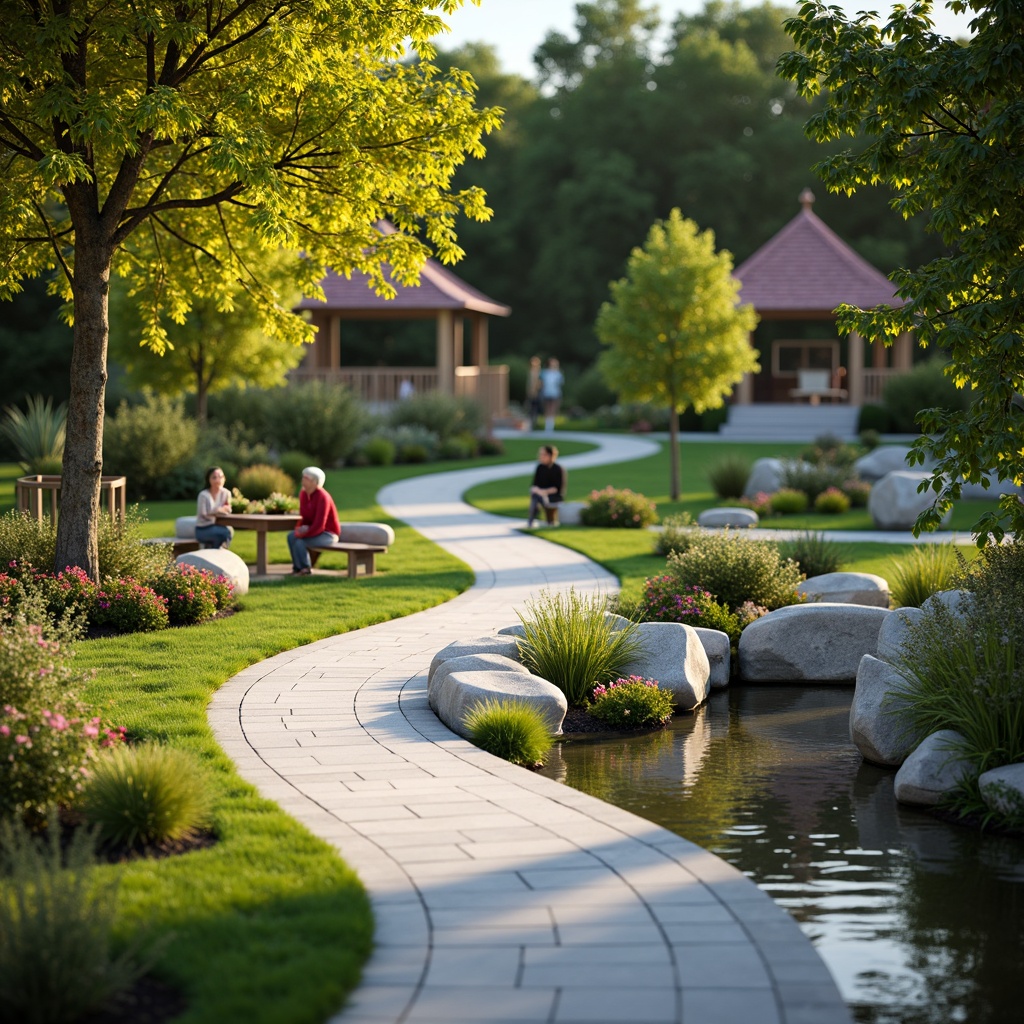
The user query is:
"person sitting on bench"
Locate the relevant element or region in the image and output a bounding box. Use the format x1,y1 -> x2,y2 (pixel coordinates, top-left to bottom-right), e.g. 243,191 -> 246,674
195,466 -> 234,549
527,445 -> 565,528
288,467 -> 340,576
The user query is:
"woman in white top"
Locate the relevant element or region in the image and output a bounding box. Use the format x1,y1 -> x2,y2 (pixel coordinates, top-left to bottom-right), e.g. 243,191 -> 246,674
540,357 -> 564,433
195,466 -> 234,549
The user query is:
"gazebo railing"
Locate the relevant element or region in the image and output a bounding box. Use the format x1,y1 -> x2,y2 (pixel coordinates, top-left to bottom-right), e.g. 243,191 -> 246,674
16,475 -> 127,524
862,368 -> 900,404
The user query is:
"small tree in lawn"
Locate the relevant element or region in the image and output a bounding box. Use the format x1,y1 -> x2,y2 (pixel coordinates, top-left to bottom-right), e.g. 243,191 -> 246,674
596,209 -> 758,500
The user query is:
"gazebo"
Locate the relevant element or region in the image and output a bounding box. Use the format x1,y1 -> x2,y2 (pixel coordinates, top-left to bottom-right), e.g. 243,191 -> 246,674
292,222 -> 512,419
732,190 -> 913,407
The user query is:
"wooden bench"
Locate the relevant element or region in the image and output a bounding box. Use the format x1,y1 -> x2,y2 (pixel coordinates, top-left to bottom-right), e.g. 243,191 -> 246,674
788,368 -> 848,405
141,537 -> 201,557
306,541 -> 388,578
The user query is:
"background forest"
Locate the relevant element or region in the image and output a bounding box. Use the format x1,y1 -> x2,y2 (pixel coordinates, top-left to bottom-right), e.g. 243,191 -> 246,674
0,0 -> 946,421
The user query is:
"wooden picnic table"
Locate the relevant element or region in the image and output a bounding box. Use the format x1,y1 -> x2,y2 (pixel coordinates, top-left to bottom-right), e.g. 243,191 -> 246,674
215,512 -> 301,576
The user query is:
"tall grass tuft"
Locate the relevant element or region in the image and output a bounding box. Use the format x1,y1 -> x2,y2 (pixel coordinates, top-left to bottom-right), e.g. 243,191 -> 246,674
778,532 -> 845,578
653,512 -> 697,557
464,699 -> 554,766
82,745 -> 213,849
517,588 -> 643,706
0,812 -> 151,1024
1,395 -> 66,475
888,543 -> 959,607
707,455 -> 751,499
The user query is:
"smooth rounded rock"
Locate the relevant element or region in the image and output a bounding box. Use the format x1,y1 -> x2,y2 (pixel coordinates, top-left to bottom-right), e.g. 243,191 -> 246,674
854,446 -> 915,483
876,606 -> 925,664
557,501 -> 586,525
175,548 -> 249,596
175,515 -> 198,539
978,763 -> 1024,820
340,521 -> 395,546
868,471 -> 952,530
692,626 -> 730,688
921,589 -> 974,621
435,668 -> 568,738
894,729 -> 975,806
743,457 -> 785,498
428,653 -> 531,713
797,571 -> 890,607
428,636 -> 522,690
850,654 -> 923,766
619,621 -> 710,709
738,603 -> 890,682
697,507 -> 759,529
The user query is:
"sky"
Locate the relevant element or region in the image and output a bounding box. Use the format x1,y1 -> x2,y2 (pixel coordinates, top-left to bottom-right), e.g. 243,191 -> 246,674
432,0 -> 973,78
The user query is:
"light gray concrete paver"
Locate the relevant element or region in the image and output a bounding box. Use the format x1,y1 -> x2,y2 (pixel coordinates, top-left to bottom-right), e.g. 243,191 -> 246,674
208,432 -> 853,1024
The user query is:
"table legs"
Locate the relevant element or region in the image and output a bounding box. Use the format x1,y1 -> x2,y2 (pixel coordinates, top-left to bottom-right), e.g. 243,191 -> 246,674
255,531 -> 268,576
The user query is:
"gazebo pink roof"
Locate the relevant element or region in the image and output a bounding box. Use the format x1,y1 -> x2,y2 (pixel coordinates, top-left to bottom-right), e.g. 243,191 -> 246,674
734,191 -> 903,316
295,222 -> 510,318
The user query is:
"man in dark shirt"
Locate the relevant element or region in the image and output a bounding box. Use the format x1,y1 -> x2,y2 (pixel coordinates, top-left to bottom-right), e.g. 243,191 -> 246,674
527,445 -> 565,528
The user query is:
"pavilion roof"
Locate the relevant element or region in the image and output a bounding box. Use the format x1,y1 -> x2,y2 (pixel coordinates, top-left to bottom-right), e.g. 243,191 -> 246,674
734,191 -> 904,316
295,222 -> 510,318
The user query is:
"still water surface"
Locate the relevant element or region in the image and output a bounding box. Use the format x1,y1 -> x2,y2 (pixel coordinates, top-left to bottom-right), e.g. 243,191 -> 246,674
538,687 -> 1024,1024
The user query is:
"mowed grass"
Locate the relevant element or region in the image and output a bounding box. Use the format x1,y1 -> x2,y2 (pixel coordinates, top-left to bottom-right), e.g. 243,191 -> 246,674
465,438 -> 999,533
0,438 -> 597,1023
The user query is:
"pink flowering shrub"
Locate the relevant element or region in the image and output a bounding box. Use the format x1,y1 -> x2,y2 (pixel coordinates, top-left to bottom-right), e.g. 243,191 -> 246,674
0,572 -> 22,608
90,577 -> 169,633
590,676 -> 674,728
580,486 -> 657,529
842,479 -> 872,508
739,492 -> 775,517
638,578 -> 742,645
814,486 -> 852,514
0,618 -> 125,822
147,564 -> 232,625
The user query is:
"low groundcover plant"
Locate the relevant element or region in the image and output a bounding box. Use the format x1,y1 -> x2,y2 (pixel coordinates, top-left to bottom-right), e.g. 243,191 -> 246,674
590,676 -> 674,728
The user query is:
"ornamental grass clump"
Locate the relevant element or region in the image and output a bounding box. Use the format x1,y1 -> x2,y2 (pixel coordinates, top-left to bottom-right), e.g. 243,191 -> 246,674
814,486 -> 851,514
0,394 -> 66,475
666,530 -> 804,612
589,676 -> 674,729
83,745 -> 213,849
517,588 -> 643,706
707,455 -> 751,499
778,532 -> 845,578
0,812 -> 154,1024
770,487 -> 809,515
463,699 -> 553,767
580,486 -> 657,528
888,543 -> 959,608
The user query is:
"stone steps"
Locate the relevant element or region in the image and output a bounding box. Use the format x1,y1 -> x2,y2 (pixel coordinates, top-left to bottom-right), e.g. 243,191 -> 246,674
720,402 -> 860,441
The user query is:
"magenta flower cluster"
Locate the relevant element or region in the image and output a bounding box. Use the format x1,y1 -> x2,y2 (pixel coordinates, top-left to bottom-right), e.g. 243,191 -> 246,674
639,576 -> 715,624
581,486 -> 657,529
592,675 -> 659,699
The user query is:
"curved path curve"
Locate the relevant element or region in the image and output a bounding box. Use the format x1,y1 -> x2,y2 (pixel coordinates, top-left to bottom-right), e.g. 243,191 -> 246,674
209,433 -> 852,1024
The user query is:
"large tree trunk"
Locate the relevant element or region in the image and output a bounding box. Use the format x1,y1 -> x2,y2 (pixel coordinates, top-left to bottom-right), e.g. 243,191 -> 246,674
669,406 -> 681,501
55,243 -> 111,579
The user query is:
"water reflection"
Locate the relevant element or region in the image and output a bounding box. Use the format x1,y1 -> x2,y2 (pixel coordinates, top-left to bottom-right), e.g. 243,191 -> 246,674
539,687 -> 1024,1024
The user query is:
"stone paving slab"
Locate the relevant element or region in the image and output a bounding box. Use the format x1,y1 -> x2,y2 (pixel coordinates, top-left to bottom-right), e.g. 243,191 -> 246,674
208,432 -> 853,1024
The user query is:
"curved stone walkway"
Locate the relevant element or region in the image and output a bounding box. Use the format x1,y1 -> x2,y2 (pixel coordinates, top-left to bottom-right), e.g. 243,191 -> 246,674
209,433 -> 852,1024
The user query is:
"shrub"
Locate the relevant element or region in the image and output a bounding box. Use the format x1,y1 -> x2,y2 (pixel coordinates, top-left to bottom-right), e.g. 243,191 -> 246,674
707,456 -> 751,499
666,531 -> 805,612
236,463 -> 295,500
800,434 -> 861,472
859,428 -> 882,450
770,488 -> 809,515
781,459 -> 848,500
738,491 -> 774,517
399,442 -> 430,464
0,813 -> 151,1024
635,577 -> 738,640
814,486 -> 851,514
888,543 -> 959,608
1,394 -> 66,474
262,381 -> 366,466
147,564 -> 225,626
735,601 -> 770,629
91,578 -> 169,633
463,699 -> 554,767
438,436 -> 474,461
366,424 -> 439,463
103,392 -> 199,500
362,436 -> 396,466
589,676 -> 674,728
882,356 -> 970,434
0,511 -> 57,575
842,479 -> 872,507
652,513 -> 697,557
517,588 -> 644,706
858,403 -> 891,434
567,363 -> 617,411
97,506 -> 172,581
277,449 -> 317,483
82,744 -> 213,848
478,435 -> 505,457
388,392 -> 483,442
778,532 -> 845,578
581,486 -> 657,528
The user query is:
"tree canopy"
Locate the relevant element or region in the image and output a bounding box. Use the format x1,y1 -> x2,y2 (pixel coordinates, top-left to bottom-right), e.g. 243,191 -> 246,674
0,0 -> 499,576
779,0 -> 1024,541
596,209 -> 758,499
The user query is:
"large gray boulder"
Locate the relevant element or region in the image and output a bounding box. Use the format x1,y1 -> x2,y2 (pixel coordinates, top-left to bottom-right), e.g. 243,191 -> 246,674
428,635 -> 522,690
434,668 -> 567,738
893,729 -> 976,806
619,621 -> 710,709
868,471 -> 952,530
921,589 -> 974,621
175,548 -> 249,597
797,571 -> 890,607
428,653 -> 531,713
850,655 -> 924,766
738,603 -> 890,682
978,764 -> 1024,821
697,507 -> 759,529
876,606 -> 925,664
692,627 -> 731,689
743,457 -> 785,498
854,446 -> 914,483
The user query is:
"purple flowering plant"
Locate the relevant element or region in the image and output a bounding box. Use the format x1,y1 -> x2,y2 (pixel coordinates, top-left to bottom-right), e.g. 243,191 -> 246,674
589,675 -> 674,728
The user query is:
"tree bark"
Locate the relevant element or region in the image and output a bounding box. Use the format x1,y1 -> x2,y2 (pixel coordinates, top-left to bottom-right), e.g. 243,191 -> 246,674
669,406 -> 681,502
55,241 -> 111,580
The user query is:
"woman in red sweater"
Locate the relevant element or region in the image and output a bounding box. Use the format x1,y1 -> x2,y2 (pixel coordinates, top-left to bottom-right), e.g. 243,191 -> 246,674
287,466 -> 341,575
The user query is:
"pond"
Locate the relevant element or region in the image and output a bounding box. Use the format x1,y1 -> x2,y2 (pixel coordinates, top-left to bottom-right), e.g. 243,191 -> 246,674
538,686 -> 1024,1024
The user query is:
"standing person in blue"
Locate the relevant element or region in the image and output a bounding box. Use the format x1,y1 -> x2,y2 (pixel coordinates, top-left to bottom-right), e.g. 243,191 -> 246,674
194,467 -> 234,548
526,445 -> 565,528
540,357 -> 564,432
287,467 -> 341,575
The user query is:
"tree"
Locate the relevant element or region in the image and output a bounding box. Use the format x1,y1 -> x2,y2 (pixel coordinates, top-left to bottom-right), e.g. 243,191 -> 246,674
595,209 -> 759,500
0,1 -> 499,577
779,0 -> 1024,542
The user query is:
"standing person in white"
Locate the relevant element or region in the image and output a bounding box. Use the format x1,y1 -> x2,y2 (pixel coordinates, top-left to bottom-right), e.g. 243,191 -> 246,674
540,357 -> 564,433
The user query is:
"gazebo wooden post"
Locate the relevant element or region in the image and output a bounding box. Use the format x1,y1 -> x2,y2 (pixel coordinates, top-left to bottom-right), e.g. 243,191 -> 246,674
436,309 -> 455,394
848,330 -> 865,406
470,314 -> 489,368
894,331 -> 913,370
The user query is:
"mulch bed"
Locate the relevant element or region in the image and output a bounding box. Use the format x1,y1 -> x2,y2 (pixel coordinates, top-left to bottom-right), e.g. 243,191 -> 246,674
560,705 -> 669,739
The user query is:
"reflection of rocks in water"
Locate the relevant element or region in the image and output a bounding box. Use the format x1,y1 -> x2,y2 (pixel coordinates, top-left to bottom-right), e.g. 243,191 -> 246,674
680,703 -> 711,792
